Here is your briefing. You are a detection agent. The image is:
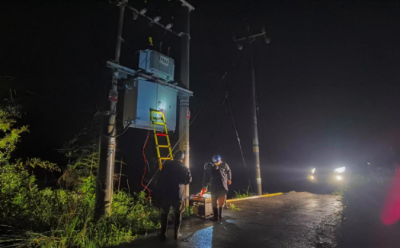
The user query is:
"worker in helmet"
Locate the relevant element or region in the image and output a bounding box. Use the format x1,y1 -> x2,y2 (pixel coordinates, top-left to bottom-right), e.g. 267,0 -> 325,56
202,154 -> 232,221
158,150 -> 192,240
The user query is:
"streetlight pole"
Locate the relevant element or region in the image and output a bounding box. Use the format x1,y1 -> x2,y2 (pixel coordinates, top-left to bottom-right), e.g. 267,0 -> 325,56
95,0 -> 127,219
178,0 -> 194,207
233,26 -> 270,195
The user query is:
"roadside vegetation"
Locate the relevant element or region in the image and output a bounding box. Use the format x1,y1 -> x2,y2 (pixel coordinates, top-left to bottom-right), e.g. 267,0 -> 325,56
233,186 -> 255,199
0,106 -> 160,248
227,203 -> 241,211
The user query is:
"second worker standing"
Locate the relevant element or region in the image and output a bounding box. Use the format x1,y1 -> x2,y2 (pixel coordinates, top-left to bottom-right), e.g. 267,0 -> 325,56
202,154 -> 232,221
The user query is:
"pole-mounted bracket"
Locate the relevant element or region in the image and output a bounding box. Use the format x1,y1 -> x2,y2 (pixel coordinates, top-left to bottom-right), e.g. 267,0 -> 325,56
179,0 -> 195,11
100,110 -> 117,116
179,32 -> 191,39
108,90 -> 118,102
107,61 -> 193,97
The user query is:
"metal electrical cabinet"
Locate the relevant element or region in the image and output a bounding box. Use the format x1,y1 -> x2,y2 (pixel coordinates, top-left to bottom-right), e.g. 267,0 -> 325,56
123,79 -> 177,132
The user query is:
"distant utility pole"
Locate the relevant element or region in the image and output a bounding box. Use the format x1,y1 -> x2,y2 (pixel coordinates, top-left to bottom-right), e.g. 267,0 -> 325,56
232,25 -> 270,195
178,0 -> 194,207
95,0 -> 127,219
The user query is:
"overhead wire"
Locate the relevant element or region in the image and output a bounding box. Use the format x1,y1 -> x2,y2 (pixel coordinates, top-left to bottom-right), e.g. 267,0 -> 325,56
141,130 -> 152,199
141,50 -> 244,193
188,51 -> 242,126
99,1 -> 247,198
92,111 -> 131,139
201,56 -> 243,160
92,50 -> 149,141
205,28 -> 247,169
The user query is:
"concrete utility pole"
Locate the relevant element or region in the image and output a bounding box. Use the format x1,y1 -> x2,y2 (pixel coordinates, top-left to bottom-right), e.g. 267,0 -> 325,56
95,0 -> 193,218
95,0 -> 127,219
233,25 -> 270,195
178,0 -> 194,207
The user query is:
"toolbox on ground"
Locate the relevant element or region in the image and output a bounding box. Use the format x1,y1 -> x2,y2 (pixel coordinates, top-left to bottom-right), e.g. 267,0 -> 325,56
189,193 -> 213,218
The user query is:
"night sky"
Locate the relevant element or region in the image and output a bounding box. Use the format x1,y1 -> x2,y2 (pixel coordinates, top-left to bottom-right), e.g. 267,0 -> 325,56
2,0 -> 400,195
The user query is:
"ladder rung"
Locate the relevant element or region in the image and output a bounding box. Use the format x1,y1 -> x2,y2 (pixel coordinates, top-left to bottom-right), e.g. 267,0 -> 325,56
151,111 -> 164,115
152,117 -> 163,120
153,122 -> 166,125
156,133 -> 167,136
160,157 -> 172,160
157,145 -> 170,148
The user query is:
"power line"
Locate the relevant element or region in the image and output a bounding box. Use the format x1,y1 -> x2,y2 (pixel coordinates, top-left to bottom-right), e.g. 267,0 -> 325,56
207,28 -> 247,168
92,111 -> 130,139
188,51 -> 242,127
142,51 -> 243,192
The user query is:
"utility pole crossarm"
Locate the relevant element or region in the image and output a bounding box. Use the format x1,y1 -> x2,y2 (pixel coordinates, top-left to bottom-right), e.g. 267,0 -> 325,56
124,4 -> 182,38
233,32 -> 268,43
179,0 -> 195,11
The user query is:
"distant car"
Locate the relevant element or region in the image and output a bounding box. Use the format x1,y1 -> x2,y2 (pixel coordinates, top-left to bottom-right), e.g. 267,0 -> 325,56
308,166 -> 347,186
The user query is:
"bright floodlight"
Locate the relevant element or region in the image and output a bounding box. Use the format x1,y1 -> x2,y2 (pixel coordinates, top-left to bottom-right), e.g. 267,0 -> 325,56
310,175 -> 314,180
334,167 -> 346,173
311,168 -> 316,174
139,8 -> 147,15
336,175 -> 343,180
166,23 -> 173,29
154,16 -> 161,22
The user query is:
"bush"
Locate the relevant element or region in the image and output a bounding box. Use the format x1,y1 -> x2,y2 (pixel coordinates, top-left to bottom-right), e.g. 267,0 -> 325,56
0,106 -> 160,247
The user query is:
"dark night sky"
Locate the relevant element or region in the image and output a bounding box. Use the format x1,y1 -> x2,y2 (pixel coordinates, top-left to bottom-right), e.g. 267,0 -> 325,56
1,0 -> 400,194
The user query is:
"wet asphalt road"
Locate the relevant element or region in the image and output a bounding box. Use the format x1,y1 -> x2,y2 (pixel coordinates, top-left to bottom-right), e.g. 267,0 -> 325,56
119,192 -> 343,248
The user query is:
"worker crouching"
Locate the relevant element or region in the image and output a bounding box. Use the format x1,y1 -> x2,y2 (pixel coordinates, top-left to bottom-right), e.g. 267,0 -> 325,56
158,150 -> 192,240
202,155 -> 232,221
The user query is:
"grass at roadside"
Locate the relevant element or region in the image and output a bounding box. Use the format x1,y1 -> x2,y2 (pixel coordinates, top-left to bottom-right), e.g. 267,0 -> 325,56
0,106 -> 160,248
227,203 -> 241,211
234,186 -> 255,199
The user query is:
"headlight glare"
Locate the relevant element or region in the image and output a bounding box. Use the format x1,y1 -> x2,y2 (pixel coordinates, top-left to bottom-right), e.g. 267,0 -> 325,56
311,168 -> 316,174
334,167 -> 345,173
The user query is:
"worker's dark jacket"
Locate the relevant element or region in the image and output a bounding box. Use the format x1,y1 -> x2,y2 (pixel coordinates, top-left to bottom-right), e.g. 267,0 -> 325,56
202,162 -> 232,192
159,160 -> 192,201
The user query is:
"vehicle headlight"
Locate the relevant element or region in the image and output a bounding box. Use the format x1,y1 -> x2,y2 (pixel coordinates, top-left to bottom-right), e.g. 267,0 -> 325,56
311,168 -> 316,174
334,167 -> 345,173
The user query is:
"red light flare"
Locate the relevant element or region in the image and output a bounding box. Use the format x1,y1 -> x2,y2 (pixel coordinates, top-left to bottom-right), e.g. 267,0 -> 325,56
381,167 -> 400,225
